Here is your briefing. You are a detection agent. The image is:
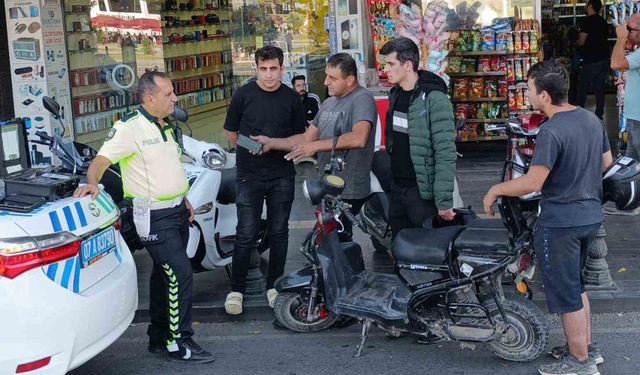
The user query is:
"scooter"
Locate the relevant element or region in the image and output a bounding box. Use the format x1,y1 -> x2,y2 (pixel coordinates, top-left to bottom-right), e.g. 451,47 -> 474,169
273,128 -> 548,362
172,106 -> 269,272
37,97 -> 268,273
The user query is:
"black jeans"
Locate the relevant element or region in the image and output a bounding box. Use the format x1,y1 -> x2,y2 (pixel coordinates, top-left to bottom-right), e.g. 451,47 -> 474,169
389,182 -> 437,240
231,176 -> 295,292
338,197 -> 368,242
142,202 -> 194,349
576,59 -> 610,119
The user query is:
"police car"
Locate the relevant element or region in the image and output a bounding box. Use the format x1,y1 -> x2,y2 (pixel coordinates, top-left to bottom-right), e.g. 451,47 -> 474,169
0,192 -> 137,374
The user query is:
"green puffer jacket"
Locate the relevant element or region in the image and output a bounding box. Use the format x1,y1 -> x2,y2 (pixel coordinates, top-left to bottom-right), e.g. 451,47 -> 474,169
385,71 -> 457,209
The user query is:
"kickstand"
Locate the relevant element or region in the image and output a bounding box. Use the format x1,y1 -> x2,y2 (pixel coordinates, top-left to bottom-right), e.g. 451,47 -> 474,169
354,320 -> 371,358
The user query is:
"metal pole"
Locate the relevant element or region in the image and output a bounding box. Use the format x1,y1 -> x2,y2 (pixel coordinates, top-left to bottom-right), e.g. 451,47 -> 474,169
583,223 -> 617,291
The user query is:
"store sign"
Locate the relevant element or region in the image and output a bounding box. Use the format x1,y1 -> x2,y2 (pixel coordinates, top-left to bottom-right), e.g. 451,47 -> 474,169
332,0 -> 365,59
4,0 -> 73,167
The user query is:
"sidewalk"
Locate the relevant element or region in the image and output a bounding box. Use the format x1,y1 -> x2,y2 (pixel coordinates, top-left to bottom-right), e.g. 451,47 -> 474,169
133,150 -> 640,323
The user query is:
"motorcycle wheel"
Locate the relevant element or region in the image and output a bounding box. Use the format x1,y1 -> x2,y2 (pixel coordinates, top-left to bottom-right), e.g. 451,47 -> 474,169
484,297 -> 548,362
273,292 -> 338,333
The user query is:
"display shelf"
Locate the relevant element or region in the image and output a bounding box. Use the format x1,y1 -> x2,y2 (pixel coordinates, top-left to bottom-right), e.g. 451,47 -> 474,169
449,51 -> 507,56
166,64 -> 229,80
449,71 -> 506,77
464,118 -> 508,123
174,84 -> 225,96
186,99 -> 229,115
457,135 -> 508,142
451,97 -> 507,103
75,104 -> 129,118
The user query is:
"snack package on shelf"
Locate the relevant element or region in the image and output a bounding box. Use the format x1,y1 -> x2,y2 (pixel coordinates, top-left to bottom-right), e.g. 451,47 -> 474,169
454,78 -> 470,98
469,77 -> 484,98
485,79 -> 498,98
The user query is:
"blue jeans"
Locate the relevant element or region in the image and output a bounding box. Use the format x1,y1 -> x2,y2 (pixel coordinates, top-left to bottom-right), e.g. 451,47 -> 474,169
231,176 -> 295,293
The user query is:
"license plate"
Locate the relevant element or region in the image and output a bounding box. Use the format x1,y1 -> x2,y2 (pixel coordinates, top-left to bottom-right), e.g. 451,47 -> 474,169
80,227 -> 117,268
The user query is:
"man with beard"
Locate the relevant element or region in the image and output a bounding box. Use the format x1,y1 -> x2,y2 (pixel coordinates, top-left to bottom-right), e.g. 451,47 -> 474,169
291,75 -> 320,125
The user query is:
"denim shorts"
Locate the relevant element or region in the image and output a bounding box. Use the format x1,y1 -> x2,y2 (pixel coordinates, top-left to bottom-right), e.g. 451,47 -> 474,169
533,223 -> 601,314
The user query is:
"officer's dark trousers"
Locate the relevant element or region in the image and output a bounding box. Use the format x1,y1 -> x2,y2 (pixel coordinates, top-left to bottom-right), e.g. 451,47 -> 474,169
231,176 -> 295,293
141,201 -> 194,349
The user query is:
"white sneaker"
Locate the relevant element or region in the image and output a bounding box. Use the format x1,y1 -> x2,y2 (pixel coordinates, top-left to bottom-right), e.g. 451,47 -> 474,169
603,206 -> 639,216
224,292 -> 243,315
266,288 -> 278,308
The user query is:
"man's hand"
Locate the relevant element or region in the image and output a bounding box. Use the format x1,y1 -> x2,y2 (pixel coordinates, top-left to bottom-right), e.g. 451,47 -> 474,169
185,199 -> 195,223
251,135 -> 272,154
74,183 -> 101,199
483,186 -> 499,216
616,23 -> 629,40
438,209 -> 456,221
285,142 -> 316,162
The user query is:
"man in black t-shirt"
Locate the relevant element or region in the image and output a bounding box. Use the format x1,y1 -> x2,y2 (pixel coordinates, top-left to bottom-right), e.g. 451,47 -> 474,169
575,0 -> 610,119
223,46 -> 306,315
484,61 -> 612,375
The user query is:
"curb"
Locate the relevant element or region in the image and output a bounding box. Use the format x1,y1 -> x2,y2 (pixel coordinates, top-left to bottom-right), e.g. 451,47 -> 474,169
133,291 -> 640,324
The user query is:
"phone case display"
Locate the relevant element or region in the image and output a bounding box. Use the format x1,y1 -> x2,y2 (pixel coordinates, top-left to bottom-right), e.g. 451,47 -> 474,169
158,0 -> 234,115
5,0 -> 73,166
368,0 -> 452,83
448,17 -> 542,141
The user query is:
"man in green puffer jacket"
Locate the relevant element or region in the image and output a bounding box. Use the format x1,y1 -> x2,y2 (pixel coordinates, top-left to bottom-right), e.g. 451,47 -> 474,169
380,37 -> 457,240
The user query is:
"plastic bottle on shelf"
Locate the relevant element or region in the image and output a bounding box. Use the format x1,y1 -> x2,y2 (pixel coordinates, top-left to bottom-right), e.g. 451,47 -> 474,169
356,53 -> 368,88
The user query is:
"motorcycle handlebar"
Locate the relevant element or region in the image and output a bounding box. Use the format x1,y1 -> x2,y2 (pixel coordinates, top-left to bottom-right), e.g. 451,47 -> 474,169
30,140 -> 49,146
35,130 -> 52,141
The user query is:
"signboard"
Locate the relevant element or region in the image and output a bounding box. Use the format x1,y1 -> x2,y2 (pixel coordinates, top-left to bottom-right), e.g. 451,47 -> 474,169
4,0 -> 73,166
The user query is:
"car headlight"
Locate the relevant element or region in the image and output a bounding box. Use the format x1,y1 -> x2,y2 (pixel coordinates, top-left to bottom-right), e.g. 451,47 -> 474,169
303,179 -> 325,205
202,149 -> 226,170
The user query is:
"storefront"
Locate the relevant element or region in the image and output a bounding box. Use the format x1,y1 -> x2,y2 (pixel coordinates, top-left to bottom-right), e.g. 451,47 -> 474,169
3,0 -> 638,160
3,0 -> 330,156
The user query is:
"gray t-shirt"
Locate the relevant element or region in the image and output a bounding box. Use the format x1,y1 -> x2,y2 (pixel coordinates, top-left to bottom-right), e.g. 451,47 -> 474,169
531,107 -> 610,228
312,86 -> 378,199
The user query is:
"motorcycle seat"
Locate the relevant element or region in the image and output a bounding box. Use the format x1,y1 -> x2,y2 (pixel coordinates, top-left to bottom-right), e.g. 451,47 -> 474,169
217,168 -> 236,205
392,226 -> 463,265
453,227 -> 512,255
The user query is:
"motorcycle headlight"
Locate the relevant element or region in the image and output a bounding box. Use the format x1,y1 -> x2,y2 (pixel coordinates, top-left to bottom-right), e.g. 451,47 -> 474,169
303,179 -> 325,205
202,149 -> 226,170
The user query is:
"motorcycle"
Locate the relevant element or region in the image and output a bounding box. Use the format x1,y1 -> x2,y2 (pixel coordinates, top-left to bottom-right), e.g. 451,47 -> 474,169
273,126 -> 548,362
37,97 -> 268,273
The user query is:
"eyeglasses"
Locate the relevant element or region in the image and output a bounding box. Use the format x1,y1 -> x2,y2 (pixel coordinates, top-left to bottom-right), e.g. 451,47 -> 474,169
627,25 -> 640,33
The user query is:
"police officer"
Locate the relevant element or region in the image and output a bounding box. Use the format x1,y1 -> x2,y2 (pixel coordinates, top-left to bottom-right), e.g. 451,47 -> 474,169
74,71 -> 214,363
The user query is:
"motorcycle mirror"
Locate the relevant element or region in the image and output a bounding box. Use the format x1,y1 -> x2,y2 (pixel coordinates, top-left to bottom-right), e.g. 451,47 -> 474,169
43,96 -> 60,118
173,105 -> 189,123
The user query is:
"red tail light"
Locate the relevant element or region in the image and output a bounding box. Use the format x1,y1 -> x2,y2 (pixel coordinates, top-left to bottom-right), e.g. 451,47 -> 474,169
16,356 -> 51,373
0,233 -> 81,279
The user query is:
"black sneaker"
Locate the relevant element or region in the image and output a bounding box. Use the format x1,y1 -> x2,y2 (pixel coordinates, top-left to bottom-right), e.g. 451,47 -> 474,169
148,343 -> 166,354
416,332 -> 444,345
167,340 -> 215,364
550,343 -> 604,365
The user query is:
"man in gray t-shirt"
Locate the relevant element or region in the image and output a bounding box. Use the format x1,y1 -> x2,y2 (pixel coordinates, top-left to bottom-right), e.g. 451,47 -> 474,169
313,86 -> 377,201
254,53 -> 377,242
483,61 -> 612,375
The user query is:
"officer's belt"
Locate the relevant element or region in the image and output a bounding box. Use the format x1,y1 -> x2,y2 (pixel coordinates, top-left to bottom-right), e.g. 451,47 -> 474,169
150,196 -> 184,211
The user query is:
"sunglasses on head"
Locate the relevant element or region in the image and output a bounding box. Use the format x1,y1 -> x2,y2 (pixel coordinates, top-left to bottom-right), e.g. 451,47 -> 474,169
627,25 -> 640,32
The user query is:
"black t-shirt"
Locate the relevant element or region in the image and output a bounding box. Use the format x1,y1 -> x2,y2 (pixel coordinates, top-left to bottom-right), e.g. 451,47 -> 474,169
301,95 -> 320,123
390,89 -> 416,186
224,81 -> 306,180
579,14 -> 609,64
531,107 -> 610,228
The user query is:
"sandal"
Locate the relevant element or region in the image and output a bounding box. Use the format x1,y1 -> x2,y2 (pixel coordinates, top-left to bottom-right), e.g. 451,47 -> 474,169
267,288 -> 278,308
224,292 -> 243,315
